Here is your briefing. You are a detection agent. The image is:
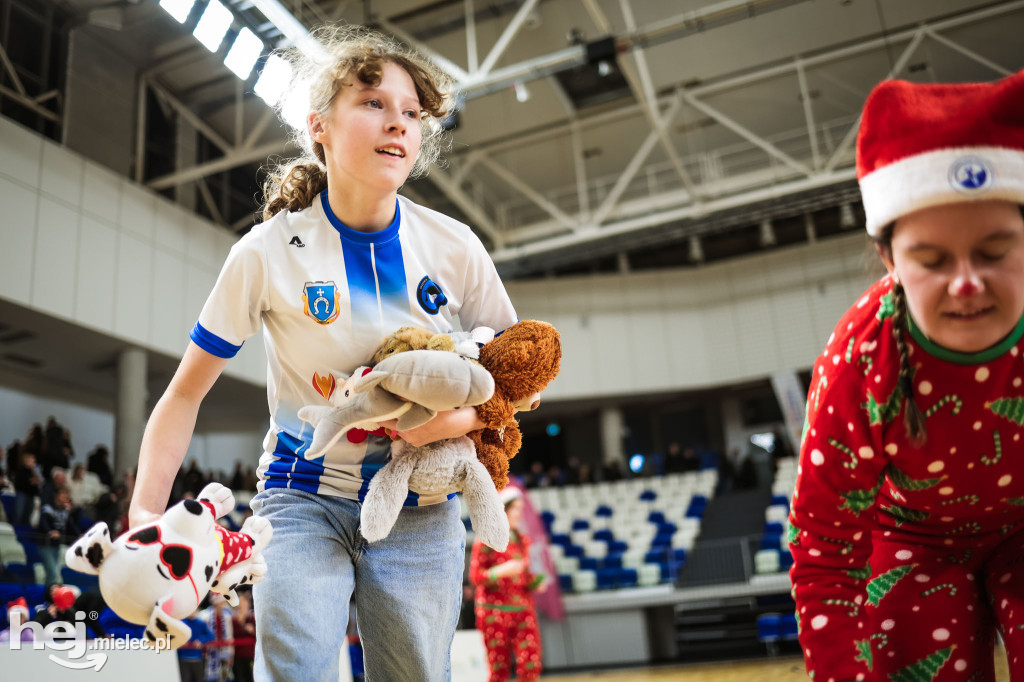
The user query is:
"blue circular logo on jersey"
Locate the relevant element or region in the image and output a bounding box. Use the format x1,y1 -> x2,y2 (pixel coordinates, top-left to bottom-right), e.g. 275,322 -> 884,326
417,276 -> 448,315
948,156 -> 993,194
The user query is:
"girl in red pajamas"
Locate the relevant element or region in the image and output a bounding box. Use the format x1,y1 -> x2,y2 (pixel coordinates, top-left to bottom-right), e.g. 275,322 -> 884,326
790,70 -> 1024,682
470,486 -> 545,682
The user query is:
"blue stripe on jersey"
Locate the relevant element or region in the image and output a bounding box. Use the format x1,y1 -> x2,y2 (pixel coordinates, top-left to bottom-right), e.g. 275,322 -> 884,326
264,431 -> 323,494
190,322 -> 243,358
320,191 -> 408,324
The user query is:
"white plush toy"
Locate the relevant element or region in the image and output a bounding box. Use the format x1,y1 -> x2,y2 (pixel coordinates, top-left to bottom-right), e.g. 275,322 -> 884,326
298,343 -> 511,551
65,482 -> 272,650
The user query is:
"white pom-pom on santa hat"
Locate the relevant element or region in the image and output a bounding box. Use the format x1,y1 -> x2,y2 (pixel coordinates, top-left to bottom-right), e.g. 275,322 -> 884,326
499,486 -> 522,505
857,70 -> 1024,237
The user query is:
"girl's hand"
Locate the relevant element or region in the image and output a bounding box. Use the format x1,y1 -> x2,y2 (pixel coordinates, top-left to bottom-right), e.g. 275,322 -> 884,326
384,407 -> 485,448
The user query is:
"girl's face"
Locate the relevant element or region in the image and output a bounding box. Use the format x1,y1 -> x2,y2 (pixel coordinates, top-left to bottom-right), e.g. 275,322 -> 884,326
880,200 -> 1024,353
505,498 -> 523,529
311,61 -> 422,196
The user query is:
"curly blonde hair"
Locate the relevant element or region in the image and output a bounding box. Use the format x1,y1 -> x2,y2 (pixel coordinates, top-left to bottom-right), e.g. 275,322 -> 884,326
262,25 -> 454,220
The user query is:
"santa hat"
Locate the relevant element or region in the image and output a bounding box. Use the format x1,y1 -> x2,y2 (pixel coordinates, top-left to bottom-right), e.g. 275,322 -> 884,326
7,597 -> 29,620
499,486 -> 522,505
857,70 -> 1024,237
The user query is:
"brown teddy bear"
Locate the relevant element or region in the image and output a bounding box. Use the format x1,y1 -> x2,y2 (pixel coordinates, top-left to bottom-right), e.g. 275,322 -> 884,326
470,320 -> 562,491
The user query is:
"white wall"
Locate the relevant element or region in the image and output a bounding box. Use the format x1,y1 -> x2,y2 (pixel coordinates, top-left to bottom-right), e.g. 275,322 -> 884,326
0,116 -> 266,386
506,232 -> 880,401
0,385 -> 114,461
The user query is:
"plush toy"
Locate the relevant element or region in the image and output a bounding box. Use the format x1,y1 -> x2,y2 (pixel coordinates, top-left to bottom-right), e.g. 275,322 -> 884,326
298,330 -> 511,550
470,320 -> 562,491
65,483 -> 272,650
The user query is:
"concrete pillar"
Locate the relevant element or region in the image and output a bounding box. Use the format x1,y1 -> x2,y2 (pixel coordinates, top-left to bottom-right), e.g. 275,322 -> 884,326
115,347 -> 147,476
599,406 -> 626,469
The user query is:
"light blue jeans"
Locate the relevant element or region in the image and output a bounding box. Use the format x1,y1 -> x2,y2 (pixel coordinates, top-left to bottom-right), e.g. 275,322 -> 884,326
250,488 -> 465,682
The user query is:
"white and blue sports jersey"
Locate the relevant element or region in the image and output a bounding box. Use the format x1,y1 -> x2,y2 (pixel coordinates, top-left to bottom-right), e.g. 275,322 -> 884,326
190,190 -> 518,505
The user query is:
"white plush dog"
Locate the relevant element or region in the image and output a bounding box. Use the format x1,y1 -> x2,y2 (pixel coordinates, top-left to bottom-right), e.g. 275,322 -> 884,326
65,482 -> 272,650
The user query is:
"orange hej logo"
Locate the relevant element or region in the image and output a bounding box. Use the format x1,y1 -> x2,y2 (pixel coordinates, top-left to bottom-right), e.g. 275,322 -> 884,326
312,372 -> 336,400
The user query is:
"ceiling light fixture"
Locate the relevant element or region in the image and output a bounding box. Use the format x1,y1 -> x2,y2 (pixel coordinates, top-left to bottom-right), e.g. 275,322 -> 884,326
193,0 -> 234,53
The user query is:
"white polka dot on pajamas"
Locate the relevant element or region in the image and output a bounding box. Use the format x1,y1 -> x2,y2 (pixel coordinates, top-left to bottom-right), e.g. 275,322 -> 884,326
933,628 -> 950,641
918,380 -> 933,395
927,461 -> 944,473
881,619 -> 895,630
976,367 -> 990,381
895,550 -> 913,560
811,615 -> 828,630
811,449 -> 824,465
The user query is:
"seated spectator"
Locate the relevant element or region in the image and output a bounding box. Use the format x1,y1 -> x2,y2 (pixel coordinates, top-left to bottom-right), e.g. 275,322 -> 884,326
42,416 -> 72,480
602,459 -> 624,482
38,487 -> 82,585
0,598 -> 33,644
87,445 -> 113,487
13,450 -> 41,525
231,591 -> 256,682
40,468 -> 68,508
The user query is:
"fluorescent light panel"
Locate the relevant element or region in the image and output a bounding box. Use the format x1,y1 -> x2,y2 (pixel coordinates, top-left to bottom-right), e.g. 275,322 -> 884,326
193,0 -> 234,52
224,28 -> 264,79
254,54 -> 291,106
158,0 -> 196,23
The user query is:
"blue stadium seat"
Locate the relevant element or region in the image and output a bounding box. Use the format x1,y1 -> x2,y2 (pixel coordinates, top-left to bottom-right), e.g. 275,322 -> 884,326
0,583 -> 23,609
23,583 -> 45,608
651,532 -> 673,548
657,521 -> 677,535
593,529 -> 614,542
4,563 -> 34,584
647,510 -> 666,524
558,574 -> 574,593
760,533 -> 783,551
571,519 -> 590,531
639,490 -> 657,502
757,614 -> 781,643
595,568 -> 618,590
770,494 -> 790,508
658,561 -> 679,582
618,568 -> 638,588
550,533 -> 571,547
594,505 -> 613,518
601,553 -> 623,569
685,496 -> 708,518
780,551 -> 794,570
763,521 -> 785,536
0,494 -> 15,522
540,511 -> 556,532
62,566 -> 99,590
671,548 -> 687,563
780,613 -> 799,640
578,557 -> 599,571
645,548 -> 668,564
563,544 -> 584,558
608,539 -> 628,554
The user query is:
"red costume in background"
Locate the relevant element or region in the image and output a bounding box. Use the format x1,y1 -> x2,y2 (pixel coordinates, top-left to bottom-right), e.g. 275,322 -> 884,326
470,530 -> 543,682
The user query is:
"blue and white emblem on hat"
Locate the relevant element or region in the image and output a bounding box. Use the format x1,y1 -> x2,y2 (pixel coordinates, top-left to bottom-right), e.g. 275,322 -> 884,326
948,156 -> 994,194
303,281 -> 340,325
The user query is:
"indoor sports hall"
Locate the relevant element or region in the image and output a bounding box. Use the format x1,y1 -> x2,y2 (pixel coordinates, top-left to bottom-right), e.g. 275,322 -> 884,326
1,1 -> 1022,680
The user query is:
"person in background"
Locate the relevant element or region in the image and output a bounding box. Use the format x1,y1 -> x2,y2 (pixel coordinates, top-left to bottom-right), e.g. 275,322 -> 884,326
469,486 -> 546,682
789,70 -> 1024,680
177,609 -> 214,682
230,590 -> 257,682
38,487 -> 81,585
200,593 -> 233,682
86,445 -> 113,487
12,450 -> 41,526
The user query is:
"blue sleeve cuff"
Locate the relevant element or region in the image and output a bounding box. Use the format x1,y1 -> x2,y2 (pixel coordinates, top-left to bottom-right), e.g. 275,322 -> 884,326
189,322 -> 243,359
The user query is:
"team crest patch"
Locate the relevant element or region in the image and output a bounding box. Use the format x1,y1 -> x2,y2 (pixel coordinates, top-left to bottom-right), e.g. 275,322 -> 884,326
312,372 -> 336,400
303,281 -> 341,324
416,276 -> 448,315
948,156 -> 993,194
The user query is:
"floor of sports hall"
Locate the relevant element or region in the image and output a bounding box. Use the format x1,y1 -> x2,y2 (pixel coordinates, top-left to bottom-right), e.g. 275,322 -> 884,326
543,648 -> 1012,681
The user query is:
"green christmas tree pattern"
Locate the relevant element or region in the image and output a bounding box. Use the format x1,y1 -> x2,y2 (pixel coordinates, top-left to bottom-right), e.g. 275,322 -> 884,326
855,639 -> 873,671
876,292 -> 896,321
840,474 -> 885,516
881,503 -> 930,527
889,646 -> 953,682
863,386 -> 904,426
846,561 -> 871,580
888,466 -> 943,491
867,564 -> 916,607
988,397 -> 1024,426
788,520 -> 801,547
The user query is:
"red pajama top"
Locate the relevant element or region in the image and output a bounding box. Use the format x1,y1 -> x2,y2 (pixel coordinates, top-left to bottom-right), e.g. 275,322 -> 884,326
789,275 -> 1024,680
470,531 -> 542,611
